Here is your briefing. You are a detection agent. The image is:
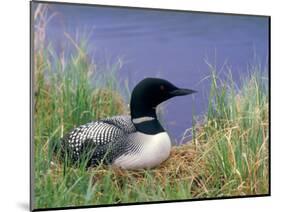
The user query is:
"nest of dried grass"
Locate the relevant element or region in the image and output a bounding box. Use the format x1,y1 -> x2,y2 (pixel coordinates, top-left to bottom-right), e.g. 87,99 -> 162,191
89,142 -> 199,188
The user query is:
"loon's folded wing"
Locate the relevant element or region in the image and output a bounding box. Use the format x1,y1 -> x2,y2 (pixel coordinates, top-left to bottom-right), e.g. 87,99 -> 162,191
61,115 -> 136,166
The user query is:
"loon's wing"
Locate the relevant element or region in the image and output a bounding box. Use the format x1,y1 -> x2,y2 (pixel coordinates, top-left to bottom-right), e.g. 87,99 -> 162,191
61,115 -> 136,166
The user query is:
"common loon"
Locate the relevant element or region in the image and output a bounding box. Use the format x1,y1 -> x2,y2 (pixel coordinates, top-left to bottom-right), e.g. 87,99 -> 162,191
61,78 -> 196,169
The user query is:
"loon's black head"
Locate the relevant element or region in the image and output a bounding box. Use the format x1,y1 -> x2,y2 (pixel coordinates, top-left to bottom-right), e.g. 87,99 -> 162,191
130,78 -> 196,119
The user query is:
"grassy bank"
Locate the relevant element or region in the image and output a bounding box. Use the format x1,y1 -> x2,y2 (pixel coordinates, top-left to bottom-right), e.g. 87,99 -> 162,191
33,5 -> 269,209
33,32 -> 129,208
189,62 -> 269,197
33,49 -> 269,208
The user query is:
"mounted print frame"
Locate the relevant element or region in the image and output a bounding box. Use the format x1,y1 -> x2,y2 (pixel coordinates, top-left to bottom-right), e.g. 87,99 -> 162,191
30,1 -> 270,211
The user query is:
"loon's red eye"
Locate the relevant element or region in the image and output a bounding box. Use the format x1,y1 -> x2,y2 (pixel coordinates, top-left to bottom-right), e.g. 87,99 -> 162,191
160,85 -> 165,91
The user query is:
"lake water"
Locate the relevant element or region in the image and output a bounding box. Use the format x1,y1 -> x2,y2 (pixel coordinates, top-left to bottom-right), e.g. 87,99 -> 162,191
37,3 -> 269,144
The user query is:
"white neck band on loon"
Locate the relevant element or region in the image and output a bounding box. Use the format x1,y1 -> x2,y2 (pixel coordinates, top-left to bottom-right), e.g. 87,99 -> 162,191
132,116 -> 155,124
131,108 -> 165,135
132,116 -> 163,135
133,117 -> 164,135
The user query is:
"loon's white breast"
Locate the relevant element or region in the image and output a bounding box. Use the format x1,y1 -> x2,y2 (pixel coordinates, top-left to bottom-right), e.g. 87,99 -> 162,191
113,132 -> 171,169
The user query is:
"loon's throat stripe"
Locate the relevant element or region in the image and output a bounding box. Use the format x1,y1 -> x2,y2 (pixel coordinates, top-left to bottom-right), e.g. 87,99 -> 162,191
132,116 -> 155,124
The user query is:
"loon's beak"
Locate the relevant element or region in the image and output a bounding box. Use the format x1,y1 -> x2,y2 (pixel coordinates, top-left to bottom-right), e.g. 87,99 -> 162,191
170,88 -> 197,96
